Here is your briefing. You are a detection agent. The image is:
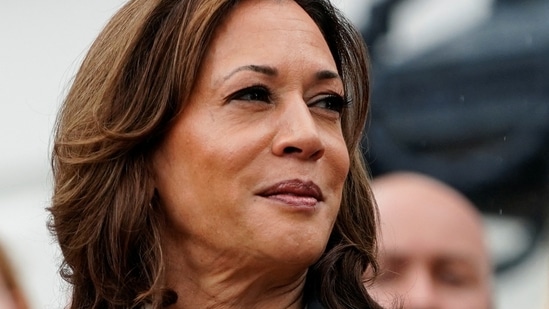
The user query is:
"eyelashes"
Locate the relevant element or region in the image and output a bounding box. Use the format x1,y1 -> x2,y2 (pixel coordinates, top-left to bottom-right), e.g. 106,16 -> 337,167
226,84 -> 271,103
226,84 -> 350,114
309,94 -> 351,114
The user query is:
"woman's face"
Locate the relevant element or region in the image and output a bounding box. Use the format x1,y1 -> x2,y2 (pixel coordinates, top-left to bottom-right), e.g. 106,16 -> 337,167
153,0 -> 349,270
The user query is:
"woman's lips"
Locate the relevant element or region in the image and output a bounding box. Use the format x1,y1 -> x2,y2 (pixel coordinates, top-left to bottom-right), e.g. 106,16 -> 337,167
258,179 -> 324,207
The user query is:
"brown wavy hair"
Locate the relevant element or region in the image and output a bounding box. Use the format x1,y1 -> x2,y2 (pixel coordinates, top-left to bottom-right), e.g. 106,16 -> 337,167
48,0 -> 380,308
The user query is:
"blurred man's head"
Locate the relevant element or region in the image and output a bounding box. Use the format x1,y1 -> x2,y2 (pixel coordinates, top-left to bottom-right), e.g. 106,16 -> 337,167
367,171 -> 492,309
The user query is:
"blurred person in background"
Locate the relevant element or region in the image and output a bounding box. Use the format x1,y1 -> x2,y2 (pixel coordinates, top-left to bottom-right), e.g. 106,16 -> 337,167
0,242 -> 28,309
365,171 -> 493,309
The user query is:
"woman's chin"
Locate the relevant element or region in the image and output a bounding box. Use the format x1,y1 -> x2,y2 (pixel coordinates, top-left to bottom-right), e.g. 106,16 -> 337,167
263,237 -> 328,268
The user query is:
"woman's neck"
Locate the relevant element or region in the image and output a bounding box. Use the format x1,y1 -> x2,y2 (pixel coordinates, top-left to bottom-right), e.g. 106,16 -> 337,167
162,242 -> 310,309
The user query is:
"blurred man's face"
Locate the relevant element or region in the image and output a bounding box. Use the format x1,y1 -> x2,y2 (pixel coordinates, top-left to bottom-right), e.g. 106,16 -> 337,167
367,173 -> 492,309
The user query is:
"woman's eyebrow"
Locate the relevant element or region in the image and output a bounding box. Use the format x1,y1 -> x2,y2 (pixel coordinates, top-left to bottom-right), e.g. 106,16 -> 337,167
223,64 -> 278,81
221,65 -> 340,82
315,69 -> 340,81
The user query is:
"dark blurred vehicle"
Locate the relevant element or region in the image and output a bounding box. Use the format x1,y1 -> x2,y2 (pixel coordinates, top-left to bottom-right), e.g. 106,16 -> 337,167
360,0 -> 549,273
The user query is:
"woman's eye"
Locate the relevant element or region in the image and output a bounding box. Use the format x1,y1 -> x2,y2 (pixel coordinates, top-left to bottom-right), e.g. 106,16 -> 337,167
228,85 -> 271,103
310,94 -> 349,114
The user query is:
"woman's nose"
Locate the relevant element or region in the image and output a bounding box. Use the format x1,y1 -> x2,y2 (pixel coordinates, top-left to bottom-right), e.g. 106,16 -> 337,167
271,99 -> 325,161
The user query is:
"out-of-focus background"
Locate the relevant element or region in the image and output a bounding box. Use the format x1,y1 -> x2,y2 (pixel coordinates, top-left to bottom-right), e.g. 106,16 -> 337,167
0,1 -> 547,308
